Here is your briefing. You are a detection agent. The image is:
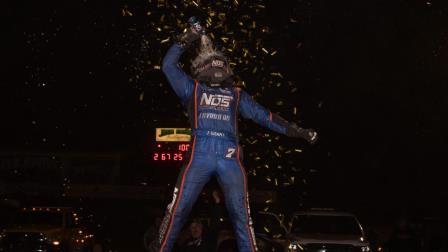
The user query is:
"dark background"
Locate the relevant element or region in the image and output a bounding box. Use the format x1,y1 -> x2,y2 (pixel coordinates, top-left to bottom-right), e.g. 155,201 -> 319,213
3,0 -> 448,248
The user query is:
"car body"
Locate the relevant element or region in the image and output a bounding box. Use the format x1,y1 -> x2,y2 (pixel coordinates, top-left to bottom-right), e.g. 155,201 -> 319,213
286,209 -> 371,252
0,207 -> 93,252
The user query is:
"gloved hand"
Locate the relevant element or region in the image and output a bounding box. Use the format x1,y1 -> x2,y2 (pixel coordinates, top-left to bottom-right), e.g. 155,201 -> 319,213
176,27 -> 201,48
287,124 -> 318,145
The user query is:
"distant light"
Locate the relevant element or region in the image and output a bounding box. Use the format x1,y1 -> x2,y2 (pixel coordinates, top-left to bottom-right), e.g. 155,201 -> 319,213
52,241 -> 60,246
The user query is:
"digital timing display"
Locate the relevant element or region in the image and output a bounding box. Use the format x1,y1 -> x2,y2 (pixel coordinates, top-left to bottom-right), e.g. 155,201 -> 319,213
153,143 -> 190,161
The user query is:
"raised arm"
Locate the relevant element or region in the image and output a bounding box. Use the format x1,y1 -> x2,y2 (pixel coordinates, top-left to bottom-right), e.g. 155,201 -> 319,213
162,20 -> 203,102
161,43 -> 195,103
238,89 -> 318,144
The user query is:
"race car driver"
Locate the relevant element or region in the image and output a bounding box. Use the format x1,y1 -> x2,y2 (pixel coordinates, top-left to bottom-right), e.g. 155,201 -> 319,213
157,18 -> 318,252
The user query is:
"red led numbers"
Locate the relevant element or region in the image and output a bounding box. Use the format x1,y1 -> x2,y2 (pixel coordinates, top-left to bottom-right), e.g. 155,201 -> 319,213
178,144 -> 190,152
174,153 -> 183,161
153,143 -> 189,161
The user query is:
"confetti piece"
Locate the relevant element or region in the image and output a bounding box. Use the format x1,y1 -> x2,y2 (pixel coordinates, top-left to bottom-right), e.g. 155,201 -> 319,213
107,0 -> 315,195
270,72 -> 283,78
121,6 -> 133,17
160,37 -> 170,43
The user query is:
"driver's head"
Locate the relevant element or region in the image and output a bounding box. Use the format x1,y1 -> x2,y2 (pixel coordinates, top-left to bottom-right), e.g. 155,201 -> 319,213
189,219 -> 203,239
190,35 -> 234,88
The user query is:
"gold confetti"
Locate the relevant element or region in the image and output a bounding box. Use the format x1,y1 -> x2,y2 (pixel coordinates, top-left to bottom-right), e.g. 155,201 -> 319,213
274,150 -> 280,157
275,101 -> 284,106
270,72 -> 283,78
122,6 -> 133,17
206,18 -> 212,26
160,37 -> 170,43
247,138 -> 258,144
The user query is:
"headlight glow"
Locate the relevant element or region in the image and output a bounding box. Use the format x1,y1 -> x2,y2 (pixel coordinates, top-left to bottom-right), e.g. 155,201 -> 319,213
288,241 -> 304,251
361,245 -> 371,252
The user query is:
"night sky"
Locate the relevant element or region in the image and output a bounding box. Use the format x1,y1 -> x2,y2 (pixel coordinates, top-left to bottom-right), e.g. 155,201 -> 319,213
4,0 -> 448,219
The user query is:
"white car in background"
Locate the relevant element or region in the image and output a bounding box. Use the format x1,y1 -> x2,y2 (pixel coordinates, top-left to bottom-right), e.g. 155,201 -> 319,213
287,209 -> 371,252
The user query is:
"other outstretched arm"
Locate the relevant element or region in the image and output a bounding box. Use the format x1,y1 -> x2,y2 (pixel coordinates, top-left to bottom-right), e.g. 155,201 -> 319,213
238,89 -> 318,144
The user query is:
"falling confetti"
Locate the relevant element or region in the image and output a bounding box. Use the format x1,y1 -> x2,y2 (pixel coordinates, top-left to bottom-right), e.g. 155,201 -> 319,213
18,0 -> 320,214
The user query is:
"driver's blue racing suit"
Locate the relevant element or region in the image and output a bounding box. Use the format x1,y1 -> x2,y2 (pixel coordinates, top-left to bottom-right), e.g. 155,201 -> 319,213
158,43 -> 293,252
